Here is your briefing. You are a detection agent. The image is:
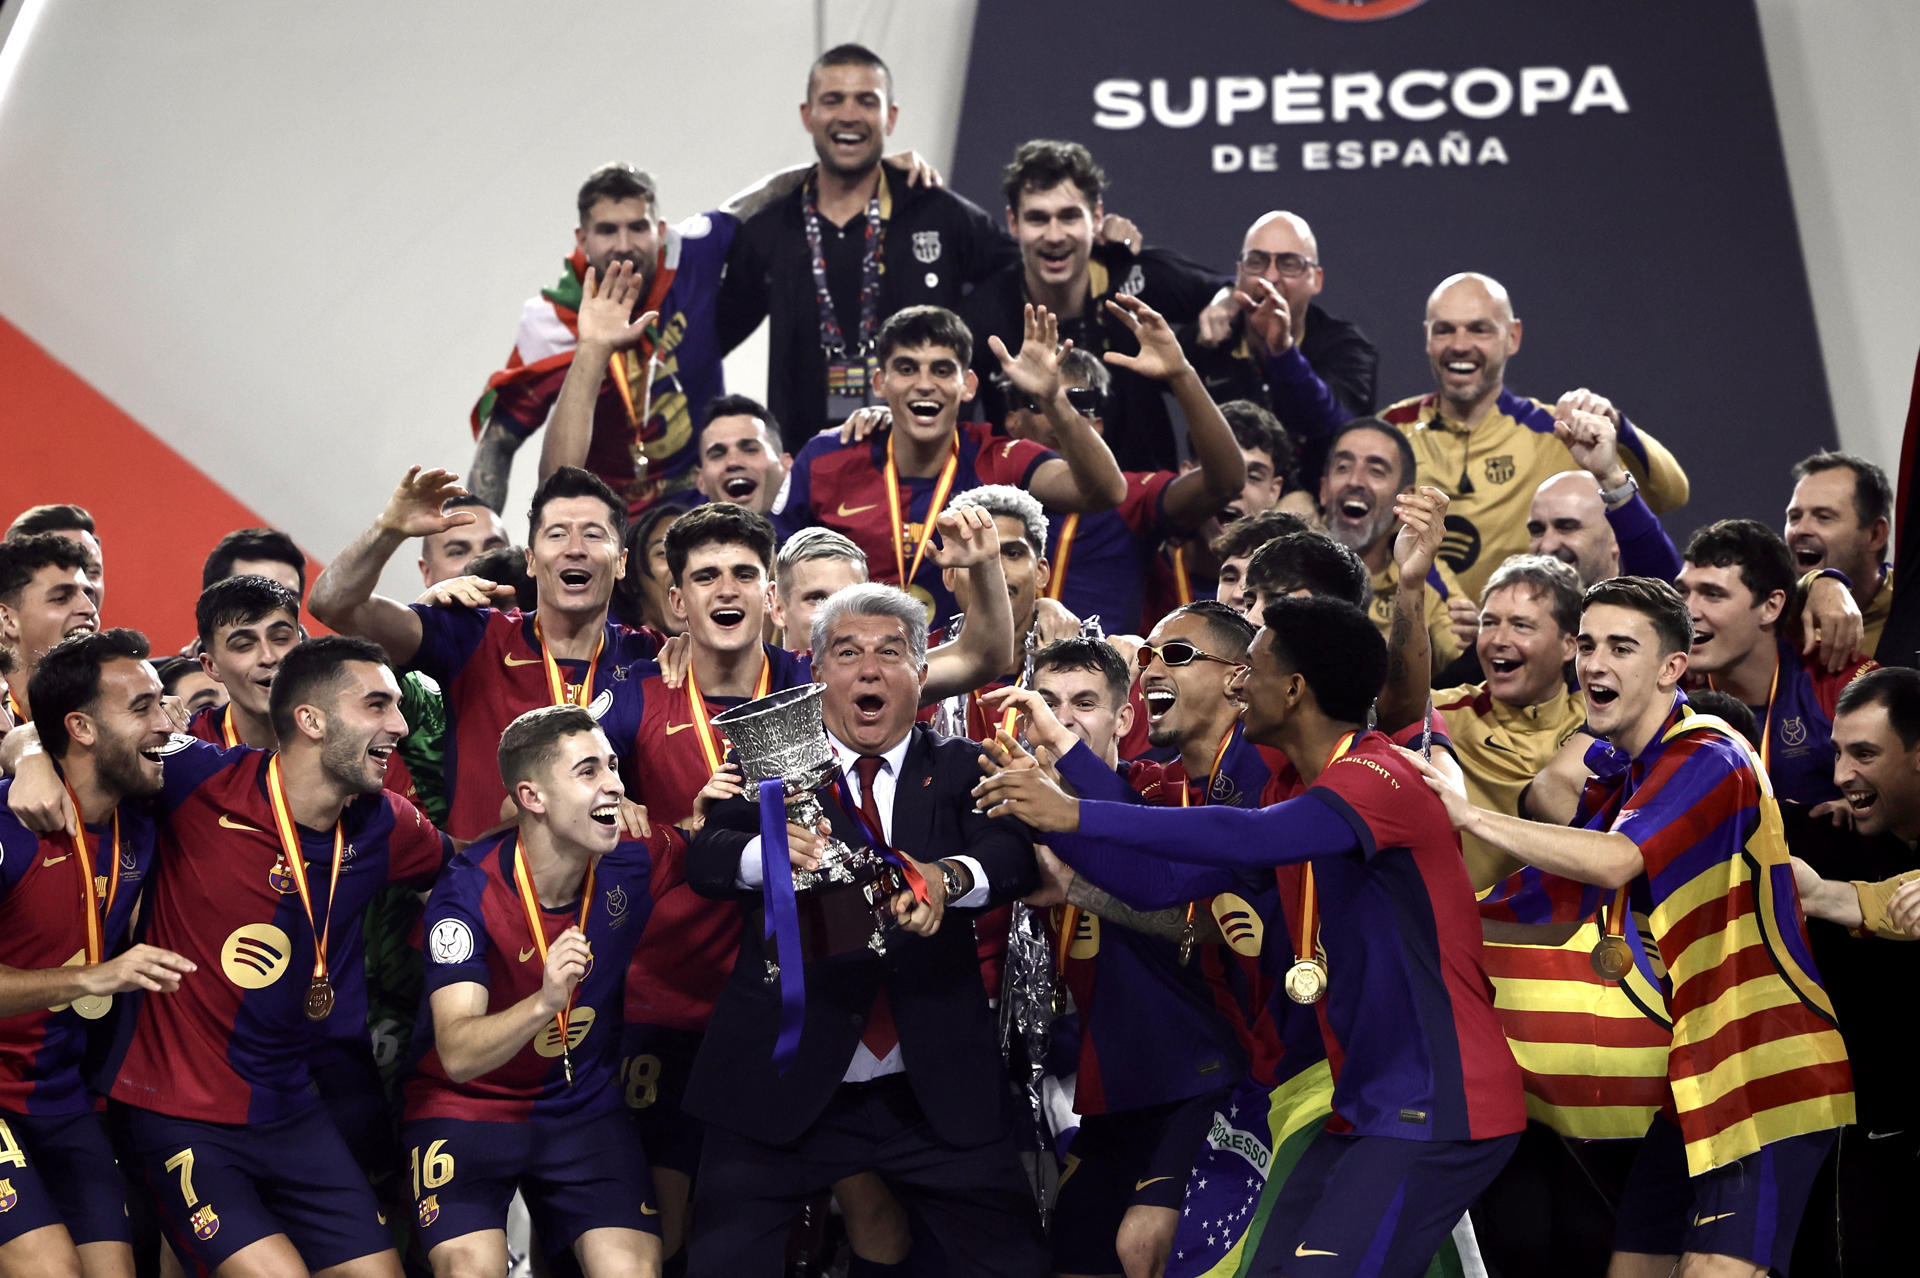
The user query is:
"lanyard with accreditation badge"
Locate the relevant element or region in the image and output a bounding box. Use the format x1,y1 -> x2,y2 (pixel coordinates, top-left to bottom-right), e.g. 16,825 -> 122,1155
59,776 -> 122,1021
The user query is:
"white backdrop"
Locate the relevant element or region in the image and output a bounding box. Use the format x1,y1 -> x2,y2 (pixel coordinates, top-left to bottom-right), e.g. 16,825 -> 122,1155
0,0 -> 1915,603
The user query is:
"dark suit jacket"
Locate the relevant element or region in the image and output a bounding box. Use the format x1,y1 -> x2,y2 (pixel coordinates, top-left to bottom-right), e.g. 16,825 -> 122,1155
683,724 -> 1037,1148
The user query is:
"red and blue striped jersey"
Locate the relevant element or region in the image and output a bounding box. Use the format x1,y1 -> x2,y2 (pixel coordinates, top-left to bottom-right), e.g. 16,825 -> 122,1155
103,740 -> 450,1124
772,420 -> 1056,630
404,606 -> 658,839
404,829 -> 665,1122
0,786 -> 156,1114
1297,732 -> 1527,1142
1041,469 -> 1176,637
601,645 -> 810,1031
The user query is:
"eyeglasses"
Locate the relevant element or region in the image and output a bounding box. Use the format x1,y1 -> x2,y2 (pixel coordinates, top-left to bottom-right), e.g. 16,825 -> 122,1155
1006,386 -> 1101,418
1135,639 -> 1244,671
1237,250 -> 1317,279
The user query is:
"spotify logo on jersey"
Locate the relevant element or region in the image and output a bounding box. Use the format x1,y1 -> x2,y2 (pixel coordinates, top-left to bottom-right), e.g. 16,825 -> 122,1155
221,923 -> 292,988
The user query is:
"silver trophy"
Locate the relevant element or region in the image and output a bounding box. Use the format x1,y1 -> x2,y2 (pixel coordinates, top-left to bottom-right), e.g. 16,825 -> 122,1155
712,684 -> 904,966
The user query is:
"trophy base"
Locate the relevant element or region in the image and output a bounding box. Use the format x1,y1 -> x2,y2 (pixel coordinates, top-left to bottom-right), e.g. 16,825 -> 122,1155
763,848 -> 905,983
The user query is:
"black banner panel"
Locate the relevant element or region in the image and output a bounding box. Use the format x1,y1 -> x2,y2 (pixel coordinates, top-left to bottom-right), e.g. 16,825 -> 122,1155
953,0 -> 1833,536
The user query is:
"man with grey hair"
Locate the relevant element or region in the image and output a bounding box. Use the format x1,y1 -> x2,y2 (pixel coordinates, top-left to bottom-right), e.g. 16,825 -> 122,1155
938,485 -> 1051,743
684,582 -> 1046,1276
1189,209 -> 1378,486
773,527 -> 869,652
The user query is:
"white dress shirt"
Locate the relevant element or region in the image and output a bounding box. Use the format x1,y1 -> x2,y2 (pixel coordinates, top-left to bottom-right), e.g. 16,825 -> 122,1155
733,729 -> 991,1080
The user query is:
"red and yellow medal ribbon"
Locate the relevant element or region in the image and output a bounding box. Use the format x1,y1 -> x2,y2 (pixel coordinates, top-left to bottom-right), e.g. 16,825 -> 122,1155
684,655 -> 773,777
883,432 -> 961,595
1294,732 -> 1357,975
264,755 -> 345,994
220,705 -> 240,749
532,619 -> 605,709
60,777 -> 121,965
1707,658 -> 1780,771
1170,545 -> 1194,607
509,832 -> 597,1058
4,689 -> 27,725
1045,514 -> 1080,602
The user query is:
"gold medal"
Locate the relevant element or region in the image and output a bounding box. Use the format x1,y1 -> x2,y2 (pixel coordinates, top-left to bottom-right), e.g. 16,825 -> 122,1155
305,976 -> 336,1022
1590,934 -> 1634,981
1284,957 -> 1329,1005
71,994 -> 111,1020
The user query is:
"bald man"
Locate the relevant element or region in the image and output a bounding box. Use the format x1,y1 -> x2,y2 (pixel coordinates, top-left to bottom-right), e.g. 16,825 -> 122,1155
1189,210 -> 1378,485
1526,408 -> 1681,589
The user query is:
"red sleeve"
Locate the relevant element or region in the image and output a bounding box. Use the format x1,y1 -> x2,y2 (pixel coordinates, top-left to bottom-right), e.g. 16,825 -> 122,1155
386,793 -> 454,886
1613,737 -> 1749,880
1812,656 -> 1878,720
975,434 -> 1058,488
1388,708 -> 1454,757
1117,470 -> 1175,538
1306,742 -> 1431,859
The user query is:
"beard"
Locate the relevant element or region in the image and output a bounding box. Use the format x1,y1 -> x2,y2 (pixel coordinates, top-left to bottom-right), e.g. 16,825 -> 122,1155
321,730 -> 385,796
95,728 -> 163,799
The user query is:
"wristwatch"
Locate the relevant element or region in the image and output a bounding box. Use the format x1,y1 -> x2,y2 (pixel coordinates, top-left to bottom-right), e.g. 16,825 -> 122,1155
937,859 -> 973,902
1598,471 -> 1639,510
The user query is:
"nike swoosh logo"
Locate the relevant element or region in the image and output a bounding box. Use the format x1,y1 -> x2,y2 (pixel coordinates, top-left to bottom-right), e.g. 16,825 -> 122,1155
835,503 -> 877,518
1866,1130 -> 1907,1140
1693,1212 -> 1736,1226
1295,1244 -> 1338,1258
664,722 -> 694,735
518,947 -> 536,963
218,815 -> 265,834
503,654 -> 543,667
640,1203 -> 660,1216
1134,1176 -> 1173,1192
41,853 -> 70,866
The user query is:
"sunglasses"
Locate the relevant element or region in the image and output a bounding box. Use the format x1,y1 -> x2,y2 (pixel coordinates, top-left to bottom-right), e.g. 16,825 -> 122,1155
1135,639 -> 1243,671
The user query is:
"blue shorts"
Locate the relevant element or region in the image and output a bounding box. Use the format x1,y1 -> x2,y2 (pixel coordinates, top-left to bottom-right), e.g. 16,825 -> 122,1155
403,1107 -> 658,1260
1613,1112 -> 1833,1274
1053,1091 -> 1223,1274
0,1109 -> 131,1248
1250,1129 -> 1519,1277
620,1022 -> 703,1174
118,1103 -> 390,1276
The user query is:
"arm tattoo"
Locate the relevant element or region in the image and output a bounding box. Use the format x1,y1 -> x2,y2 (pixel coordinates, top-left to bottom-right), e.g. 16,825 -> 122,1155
468,421 -> 521,513
1065,872 -> 1197,940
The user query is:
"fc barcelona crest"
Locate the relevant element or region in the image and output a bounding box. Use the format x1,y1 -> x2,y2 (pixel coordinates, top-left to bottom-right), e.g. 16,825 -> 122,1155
0,1179 -> 14,1213
268,859 -> 298,894
1483,455 -> 1516,484
418,1195 -> 440,1227
190,1204 -> 220,1240
912,230 -> 942,264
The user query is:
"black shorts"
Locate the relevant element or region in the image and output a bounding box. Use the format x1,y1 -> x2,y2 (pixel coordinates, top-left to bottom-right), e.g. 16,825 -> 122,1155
119,1103 -> 390,1276
1051,1092 -> 1222,1274
620,1023 -> 704,1175
0,1108 -> 131,1248
403,1107 -> 657,1260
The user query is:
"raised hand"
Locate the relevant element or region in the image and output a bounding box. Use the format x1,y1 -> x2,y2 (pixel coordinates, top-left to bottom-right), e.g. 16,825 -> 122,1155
837,404 -> 892,445
1235,276 -> 1293,355
1552,405 -> 1622,484
1101,294 -> 1191,383
538,928 -> 592,1014
377,467 -> 476,540
884,150 -> 945,189
1392,485 -> 1451,583
577,261 -> 658,352
924,505 -> 1000,570
987,304 -> 1068,404
973,733 -> 1081,832
979,685 -> 1076,764
417,574 -> 516,610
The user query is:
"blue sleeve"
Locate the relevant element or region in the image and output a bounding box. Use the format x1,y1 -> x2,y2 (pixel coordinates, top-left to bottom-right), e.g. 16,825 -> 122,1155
420,857 -> 492,994
1262,346 -> 1352,440
1053,741 -> 1145,805
1607,493 -> 1682,582
157,738 -> 246,813
407,604 -> 496,686
771,442 -> 819,541
0,803 -> 38,898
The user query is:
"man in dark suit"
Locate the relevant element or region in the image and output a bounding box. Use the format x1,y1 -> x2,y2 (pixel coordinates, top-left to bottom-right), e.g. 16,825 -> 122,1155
683,582 -> 1045,1277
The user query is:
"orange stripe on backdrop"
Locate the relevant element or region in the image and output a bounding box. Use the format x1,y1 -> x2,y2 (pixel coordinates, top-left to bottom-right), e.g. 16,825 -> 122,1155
0,314 -> 325,651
